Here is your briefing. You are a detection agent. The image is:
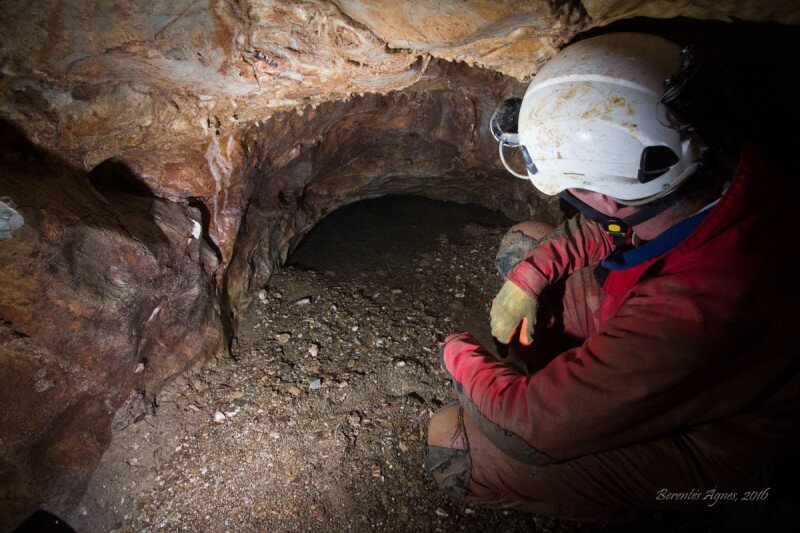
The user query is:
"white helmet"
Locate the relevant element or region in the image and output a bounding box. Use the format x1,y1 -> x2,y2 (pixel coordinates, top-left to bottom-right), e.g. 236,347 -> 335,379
493,32 -> 702,205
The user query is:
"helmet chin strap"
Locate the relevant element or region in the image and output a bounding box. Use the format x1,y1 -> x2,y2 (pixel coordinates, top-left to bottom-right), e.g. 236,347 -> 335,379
559,191 -> 670,246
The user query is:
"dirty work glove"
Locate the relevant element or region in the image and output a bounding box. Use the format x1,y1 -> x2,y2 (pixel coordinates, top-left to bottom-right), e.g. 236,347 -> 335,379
495,230 -> 539,279
490,280 -> 538,345
490,214 -> 616,345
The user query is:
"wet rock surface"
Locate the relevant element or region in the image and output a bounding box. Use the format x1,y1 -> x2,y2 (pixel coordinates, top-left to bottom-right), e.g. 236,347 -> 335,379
68,197 -> 574,532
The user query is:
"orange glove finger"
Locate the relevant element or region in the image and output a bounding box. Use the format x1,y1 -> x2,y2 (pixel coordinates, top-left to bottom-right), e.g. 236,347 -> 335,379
492,320 -> 520,345
517,316 -> 533,346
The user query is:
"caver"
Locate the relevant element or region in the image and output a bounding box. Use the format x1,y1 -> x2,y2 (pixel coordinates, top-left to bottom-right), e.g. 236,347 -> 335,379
426,32 -> 800,526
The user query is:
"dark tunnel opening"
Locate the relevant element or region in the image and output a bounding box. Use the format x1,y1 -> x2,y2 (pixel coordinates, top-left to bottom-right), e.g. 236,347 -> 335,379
283,194 -> 516,349
286,195 -> 513,283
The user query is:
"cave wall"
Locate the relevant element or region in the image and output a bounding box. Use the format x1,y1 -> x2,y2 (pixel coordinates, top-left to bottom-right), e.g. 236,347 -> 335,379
0,126 -> 226,525
0,0 -> 578,269
2,0 -> 800,528
224,61 -> 560,323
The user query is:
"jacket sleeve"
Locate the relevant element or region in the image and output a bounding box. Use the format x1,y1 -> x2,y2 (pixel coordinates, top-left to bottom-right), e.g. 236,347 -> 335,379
442,273 -> 738,463
506,214 -> 614,297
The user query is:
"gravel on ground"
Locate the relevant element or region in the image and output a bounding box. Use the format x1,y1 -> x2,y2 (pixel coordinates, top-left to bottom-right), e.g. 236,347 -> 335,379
70,196 -> 579,533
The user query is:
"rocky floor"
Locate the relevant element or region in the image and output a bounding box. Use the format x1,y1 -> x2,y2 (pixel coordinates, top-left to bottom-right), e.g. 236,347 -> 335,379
67,196 -> 579,532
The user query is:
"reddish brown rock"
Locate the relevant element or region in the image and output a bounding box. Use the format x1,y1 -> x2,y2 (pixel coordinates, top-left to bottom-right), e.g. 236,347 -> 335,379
0,60 -> 556,529
0,124 -> 226,528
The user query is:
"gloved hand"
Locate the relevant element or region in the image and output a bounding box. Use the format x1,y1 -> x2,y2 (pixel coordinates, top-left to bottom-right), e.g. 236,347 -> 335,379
490,214 -> 615,346
490,280 -> 538,345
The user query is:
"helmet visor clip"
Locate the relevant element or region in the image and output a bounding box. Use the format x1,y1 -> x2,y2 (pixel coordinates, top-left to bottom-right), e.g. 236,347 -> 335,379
491,98 -> 522,146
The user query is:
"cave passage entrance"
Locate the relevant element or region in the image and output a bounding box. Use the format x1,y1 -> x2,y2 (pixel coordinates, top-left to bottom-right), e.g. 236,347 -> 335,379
72,195 -> 539,532
283,194 -> 515,354
287,195 -> 513,286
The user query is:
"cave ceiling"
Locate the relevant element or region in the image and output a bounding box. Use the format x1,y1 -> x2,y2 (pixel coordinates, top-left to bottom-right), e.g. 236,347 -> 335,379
1,0 -> 797,266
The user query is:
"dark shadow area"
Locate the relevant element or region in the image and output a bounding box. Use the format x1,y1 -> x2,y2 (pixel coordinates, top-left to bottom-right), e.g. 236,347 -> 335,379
576,18 -> 800,180
0,119 -> 46,162
286,194 -> 512,352
286,195 -> 513,362
11,509 -> 75,533
85,158 -> 172,250
287,195 -> 512,284
1,118 -> 168,249
88,159 -> 155,197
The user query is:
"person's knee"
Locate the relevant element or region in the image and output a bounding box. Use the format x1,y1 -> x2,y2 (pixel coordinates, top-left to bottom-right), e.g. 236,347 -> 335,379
425,404 -> 472,500
496,221 -> 555,278
509,220 -> 554,241
427,403 -> 465,449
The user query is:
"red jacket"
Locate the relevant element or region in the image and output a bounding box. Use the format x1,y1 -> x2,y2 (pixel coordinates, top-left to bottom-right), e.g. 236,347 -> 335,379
442,148 -> 800,463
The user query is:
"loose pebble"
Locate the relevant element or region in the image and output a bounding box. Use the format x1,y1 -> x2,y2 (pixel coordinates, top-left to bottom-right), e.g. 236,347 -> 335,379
223,407 -> 240,418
